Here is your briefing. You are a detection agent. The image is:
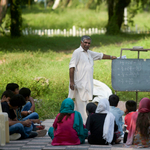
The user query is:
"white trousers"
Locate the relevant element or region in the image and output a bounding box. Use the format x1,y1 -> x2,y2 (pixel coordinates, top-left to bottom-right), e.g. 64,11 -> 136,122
74,89 -> 89,125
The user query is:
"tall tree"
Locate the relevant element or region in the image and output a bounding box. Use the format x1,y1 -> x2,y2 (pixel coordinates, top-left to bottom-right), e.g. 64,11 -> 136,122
106,0 -> 131,34
10,0 -> 22,37
0,0 -> 8,25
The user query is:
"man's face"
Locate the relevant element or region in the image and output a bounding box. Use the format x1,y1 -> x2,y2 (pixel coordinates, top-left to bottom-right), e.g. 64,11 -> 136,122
14,88 -> 19,95
81,39 -> 91,51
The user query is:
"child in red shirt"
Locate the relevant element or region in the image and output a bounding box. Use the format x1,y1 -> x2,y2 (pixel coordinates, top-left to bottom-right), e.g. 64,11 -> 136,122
123,100 -> 137,143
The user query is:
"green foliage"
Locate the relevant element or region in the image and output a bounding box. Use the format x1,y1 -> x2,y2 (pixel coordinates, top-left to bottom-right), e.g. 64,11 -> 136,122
21,0 -> 34,5
47,0 -> 54,7
86,0 -> 103,9
1,14 -> 11,30
138,0 -> 150,11
126,0 -> 142,28
124,0 -> 150,28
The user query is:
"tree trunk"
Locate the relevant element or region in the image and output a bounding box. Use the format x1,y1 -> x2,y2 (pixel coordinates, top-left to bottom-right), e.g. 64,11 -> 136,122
106,0 -> 131,35
0,0 -> 8,25
62,0 -> 70,7
86,0 -> 95,8
107,0 -> 114,22
10,0 -> 22,37
52,0 -> 60,9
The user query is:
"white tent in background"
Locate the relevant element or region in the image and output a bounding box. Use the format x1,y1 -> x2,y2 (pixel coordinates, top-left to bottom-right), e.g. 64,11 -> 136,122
92,79 -> 112,103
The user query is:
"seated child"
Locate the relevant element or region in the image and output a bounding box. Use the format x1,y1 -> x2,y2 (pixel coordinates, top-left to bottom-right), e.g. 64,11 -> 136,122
6,83 -> 19,95
123,100 -> 136,143
88,98 -> 118,145
48,98 -> 88,146
18,87 -> 45,131
6,83 -> 45,131
18,87 -> 39,120
1,91 -> 46,139
85,102 -> 97,131
126,98 -> 150,148
1,90 -> 15,103
1,94 -> 38,140
109,94 -> 124,137
6,84 -> 37,120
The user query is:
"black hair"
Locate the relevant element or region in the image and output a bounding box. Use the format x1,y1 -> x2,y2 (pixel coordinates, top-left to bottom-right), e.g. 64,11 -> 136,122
19,87 -> 31,98
9,94 -> 26,107
57,113 -> 71,123
126,100 -> 136,112
109,94 -> 119,107
86,102 -> 97,114
1,90 -> 15,99
6,83 -> 19,92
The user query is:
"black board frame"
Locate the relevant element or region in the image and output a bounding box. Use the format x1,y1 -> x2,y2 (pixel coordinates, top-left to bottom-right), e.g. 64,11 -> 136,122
112,48 -> 150,104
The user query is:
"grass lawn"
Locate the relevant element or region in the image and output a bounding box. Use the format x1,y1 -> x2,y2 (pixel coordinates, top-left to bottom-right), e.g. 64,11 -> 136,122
1,33 -> 150,119
21,6 -> 108,30
1,3 -> 150,119
20,5 -> 150,31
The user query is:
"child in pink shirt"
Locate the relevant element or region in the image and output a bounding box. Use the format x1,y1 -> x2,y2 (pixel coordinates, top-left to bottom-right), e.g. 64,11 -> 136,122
48,98 -> 88,146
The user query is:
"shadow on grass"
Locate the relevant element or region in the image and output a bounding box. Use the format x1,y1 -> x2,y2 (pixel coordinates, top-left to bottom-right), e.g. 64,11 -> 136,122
0,33 -> 150,53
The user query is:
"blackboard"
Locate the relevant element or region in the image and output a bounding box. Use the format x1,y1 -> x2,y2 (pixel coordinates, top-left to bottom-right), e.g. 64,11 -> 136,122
111,59 -> 150,91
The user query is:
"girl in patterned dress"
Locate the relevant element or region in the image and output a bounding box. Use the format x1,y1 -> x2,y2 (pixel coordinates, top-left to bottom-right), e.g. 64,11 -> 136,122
125,97 -> 150,148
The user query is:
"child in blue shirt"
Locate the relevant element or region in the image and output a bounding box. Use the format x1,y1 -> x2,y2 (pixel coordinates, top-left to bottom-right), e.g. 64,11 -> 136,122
109,94 -> 124,137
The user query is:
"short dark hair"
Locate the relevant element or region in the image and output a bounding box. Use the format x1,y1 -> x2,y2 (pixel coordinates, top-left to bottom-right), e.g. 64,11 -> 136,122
1,90 -> 15,99
9,94 -> 26,107
126,100 -> 136,112
109,94 -> 119,107
19,87 -> 31,98
6,83 -> 19,92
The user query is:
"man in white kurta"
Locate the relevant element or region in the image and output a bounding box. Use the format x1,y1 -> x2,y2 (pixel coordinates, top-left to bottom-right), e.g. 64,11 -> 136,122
68,35 -> 117,124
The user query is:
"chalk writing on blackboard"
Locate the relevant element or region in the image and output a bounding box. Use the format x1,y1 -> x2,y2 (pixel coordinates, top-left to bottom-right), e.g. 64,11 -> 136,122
111,59 -> 150,91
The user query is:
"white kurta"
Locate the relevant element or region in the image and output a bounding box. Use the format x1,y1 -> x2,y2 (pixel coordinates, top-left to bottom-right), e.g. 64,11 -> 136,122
68,46 -> 103,101
68,46 -> 103,124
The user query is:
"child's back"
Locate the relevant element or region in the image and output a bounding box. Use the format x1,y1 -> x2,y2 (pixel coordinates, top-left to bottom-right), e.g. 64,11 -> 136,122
52,113 -> 80,145
88,98 -> 118,145
124,100 -> 136,143
109,94 -> 124,136
48,98 -> 88,146
85,102 -> 97,130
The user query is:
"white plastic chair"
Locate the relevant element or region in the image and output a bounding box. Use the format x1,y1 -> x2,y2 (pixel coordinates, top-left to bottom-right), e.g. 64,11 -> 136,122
0,103 -> 9,146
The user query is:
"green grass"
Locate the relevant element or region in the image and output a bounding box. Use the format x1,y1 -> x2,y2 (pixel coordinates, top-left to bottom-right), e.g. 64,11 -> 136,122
1,4 -> 150,119
1,33 -> 150,119
21,6 -> 108,30
132,12 -> 150,30
20,5 -> 150,31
